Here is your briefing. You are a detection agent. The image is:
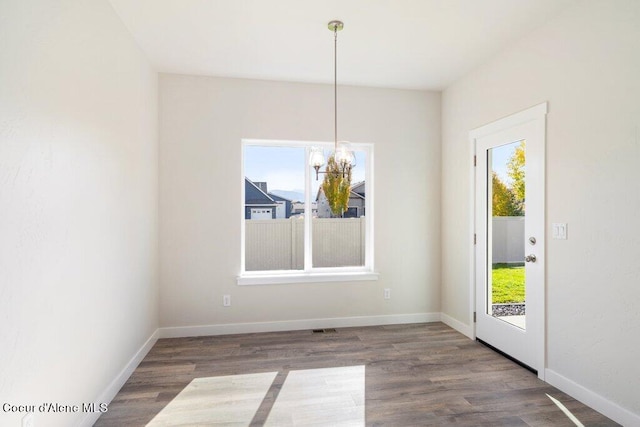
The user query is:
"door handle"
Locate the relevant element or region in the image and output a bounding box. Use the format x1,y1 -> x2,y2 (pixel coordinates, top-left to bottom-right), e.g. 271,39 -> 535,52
525,254 -> 537,263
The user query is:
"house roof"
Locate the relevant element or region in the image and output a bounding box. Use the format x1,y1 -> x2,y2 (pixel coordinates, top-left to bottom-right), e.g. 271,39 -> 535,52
245,177 -> 276,204
351,180 -> 365,190
351,181 -> 365,197
349,190 -> 365,200
268,192 -> 293,203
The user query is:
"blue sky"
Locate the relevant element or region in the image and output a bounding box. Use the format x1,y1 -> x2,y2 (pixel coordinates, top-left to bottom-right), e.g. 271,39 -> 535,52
244,145 -> 366,198
490,140 -> 521,184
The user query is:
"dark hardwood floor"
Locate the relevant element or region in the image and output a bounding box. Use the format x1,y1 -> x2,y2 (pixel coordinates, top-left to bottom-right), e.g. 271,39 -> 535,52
95,322 -> 618,426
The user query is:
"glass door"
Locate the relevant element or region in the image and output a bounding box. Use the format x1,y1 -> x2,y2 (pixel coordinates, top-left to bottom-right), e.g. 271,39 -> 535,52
473,103 -> 547,377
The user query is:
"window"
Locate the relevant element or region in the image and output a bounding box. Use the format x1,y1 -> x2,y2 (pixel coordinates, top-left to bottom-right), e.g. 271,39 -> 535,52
239,139 -> 376,285
344,207 -> 358,218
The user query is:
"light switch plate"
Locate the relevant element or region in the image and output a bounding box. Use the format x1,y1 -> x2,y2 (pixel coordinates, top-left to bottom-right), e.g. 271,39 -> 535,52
552,223 -> 567,239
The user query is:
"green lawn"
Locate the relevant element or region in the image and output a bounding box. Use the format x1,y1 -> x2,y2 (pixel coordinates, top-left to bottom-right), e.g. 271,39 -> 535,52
492,263 -> 525,304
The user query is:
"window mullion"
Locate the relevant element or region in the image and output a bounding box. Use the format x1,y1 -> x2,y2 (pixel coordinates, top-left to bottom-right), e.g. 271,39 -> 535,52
304,146 -> 313,272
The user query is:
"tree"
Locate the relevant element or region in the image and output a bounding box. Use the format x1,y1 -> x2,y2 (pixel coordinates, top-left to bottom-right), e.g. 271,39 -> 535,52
507,140 -> 525,212
492,172 -> 522,216
321,156 -> 352,217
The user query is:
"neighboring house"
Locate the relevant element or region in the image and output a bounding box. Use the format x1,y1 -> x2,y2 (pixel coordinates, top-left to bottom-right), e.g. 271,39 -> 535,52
351,181 -> 365,198
350,181 -> 366,217
268,192 -> 293,219
244,178 -> 277,219
316,181 -> 366,218
245,178 -> 295,219
291,201 -> 318,217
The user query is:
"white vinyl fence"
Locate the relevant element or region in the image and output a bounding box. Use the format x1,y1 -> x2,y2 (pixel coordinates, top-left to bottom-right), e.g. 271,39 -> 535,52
245,217 -> 365,271
492,216 -> 524,264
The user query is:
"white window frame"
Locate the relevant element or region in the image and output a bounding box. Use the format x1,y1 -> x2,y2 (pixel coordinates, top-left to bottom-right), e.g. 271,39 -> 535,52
238,139 -> 378,285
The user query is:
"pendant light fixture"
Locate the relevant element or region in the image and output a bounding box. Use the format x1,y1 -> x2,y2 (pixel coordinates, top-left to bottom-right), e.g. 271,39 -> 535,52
310,20 -> 356,180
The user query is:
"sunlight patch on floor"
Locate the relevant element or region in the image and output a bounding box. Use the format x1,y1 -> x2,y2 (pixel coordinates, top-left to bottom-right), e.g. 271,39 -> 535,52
145,366 -> 365,426
547,393 -> 585,427
147,372 -> 277,426
265,365 -> 365,426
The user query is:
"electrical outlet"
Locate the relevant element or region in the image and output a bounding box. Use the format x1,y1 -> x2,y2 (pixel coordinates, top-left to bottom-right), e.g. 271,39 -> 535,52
223,294 -> 231,307
22,412 -> 34,427
383,288 -> 391,300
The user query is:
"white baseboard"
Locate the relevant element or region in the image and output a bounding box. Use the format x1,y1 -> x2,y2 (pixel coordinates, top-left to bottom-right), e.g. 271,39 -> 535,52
545,369 -> 640,426
440,313 -> 474,339
79,329 -> 159,427
159,312 -> 441,339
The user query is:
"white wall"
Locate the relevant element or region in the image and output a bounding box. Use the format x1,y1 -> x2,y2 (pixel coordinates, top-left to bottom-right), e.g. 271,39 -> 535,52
0,1 -> 158,426
441,0 -> 640,419
159,75 -> 440,327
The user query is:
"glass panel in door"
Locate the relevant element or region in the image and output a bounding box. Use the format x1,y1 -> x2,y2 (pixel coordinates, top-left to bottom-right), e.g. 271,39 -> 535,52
487,140 -> 526,329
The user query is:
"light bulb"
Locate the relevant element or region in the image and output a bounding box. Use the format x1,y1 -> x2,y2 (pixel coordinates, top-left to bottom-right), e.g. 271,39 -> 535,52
309,147 -> 325,167
334,142 -> 354,166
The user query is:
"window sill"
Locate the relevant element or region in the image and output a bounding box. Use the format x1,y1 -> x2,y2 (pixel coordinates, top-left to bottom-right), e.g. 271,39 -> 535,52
237,271 -> 379,286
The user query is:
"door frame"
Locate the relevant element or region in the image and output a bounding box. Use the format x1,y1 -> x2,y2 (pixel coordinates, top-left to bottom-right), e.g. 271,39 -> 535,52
469,102 -> 547,380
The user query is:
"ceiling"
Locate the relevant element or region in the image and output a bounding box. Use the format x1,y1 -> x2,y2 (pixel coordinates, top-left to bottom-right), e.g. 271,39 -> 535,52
108,0 -> 579,90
